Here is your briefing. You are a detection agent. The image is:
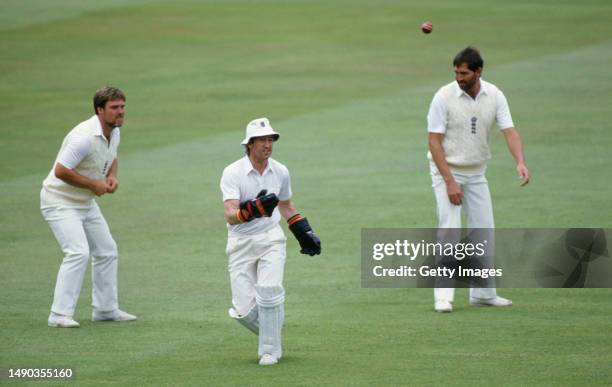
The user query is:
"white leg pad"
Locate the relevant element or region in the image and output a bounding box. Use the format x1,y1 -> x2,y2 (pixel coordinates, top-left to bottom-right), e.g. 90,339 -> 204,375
256,285 -> 284,360
228,305 -> 259,335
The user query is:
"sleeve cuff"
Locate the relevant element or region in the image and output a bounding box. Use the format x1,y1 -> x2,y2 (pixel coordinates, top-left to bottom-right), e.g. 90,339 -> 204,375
427,126 -> 446,134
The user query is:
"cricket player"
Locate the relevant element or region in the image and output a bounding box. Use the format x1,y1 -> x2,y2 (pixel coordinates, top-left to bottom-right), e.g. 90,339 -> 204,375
427,47 -> 530,312
41,86 -> 136,327
220,117 -> 321,366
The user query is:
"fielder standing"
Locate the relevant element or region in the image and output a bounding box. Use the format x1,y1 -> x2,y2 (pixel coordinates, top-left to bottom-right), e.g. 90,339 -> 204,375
220,117 -> 321,366
426,47 -> 530,312
41,86 -> 136,327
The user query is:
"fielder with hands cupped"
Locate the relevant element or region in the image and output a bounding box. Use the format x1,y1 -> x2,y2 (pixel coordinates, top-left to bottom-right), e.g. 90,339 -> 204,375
41,86 -> 137,328
221,117 -> 320,366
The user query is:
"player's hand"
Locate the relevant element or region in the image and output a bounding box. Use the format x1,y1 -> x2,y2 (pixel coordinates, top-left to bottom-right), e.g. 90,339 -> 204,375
299,230 -> 321,256
237,189 -> 279,222
106,176 -> 119,193
255,189 -> 279,216
288,214 -> 321,256
517,163 -> 530,186
91,179 -> 110,196
446,180 -> 463,205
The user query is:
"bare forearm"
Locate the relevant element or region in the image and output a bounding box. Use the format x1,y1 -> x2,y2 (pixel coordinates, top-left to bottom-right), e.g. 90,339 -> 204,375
503,128 -> 526,165
224,200 -> 242,225
107,159 -> 118,178
428,134 -> 454,183
55,163 -> 98,191
278,200 -> 299,220
428,133 -> 464,204
503,128 -> 530,186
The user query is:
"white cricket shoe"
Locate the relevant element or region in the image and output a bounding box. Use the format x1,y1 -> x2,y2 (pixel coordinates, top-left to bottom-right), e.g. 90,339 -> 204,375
259,354 -> 279,366
434,300 -> 453,313
48,313 -> 80,328
92,309 -> 137,322
470,296 -> 512,307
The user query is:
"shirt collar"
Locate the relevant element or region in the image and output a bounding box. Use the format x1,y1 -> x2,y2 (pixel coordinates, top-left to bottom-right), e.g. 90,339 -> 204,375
455,79 -> 489,99
90,115 -> 119,139
241,155 -> 273,176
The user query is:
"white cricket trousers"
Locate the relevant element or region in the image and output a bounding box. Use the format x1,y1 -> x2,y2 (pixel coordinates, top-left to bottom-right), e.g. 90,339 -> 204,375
431,169 -> 497,303
226,225 -> 286,316
42,202 -> 118,317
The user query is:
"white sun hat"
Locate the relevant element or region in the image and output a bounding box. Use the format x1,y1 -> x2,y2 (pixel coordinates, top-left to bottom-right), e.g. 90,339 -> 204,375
240,117 -> 280,145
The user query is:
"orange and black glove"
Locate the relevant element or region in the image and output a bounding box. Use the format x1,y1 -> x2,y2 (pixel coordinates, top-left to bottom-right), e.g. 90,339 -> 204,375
288,214 -> 321,256
236,189 -> 279,223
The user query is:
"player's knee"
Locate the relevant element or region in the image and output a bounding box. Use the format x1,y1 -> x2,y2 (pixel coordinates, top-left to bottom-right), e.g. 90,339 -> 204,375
64,246 -> 90,264
107,239 -> 118,257
93,239 -> 118,261
255,285 -> 285,307
234,299 -> 257,317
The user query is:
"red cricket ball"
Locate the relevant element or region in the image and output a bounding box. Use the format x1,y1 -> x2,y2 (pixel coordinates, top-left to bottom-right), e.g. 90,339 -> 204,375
421,21 -> 433,34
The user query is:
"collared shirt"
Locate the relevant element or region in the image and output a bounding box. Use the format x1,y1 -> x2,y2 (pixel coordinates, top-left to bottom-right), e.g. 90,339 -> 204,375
427,79 -> 514,134
41,115 -> 120,208
426,79 -> 514,172
57,115 -> 120,169
220,156 -> 292,236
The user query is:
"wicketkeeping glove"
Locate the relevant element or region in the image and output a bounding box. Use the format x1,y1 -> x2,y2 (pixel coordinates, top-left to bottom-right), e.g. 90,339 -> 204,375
287,214 -> 321,256
237,189 -> 279,223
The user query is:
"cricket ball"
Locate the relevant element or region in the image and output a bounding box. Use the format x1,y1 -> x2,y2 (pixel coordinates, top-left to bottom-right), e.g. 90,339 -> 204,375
421,21 -> 433,34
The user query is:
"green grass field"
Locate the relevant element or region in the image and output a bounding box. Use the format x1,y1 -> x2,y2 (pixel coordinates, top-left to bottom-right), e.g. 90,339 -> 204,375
2,0 -> 612,385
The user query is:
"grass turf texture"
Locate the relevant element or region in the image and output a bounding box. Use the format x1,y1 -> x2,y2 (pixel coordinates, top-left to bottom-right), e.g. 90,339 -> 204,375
1,0 -> 612,385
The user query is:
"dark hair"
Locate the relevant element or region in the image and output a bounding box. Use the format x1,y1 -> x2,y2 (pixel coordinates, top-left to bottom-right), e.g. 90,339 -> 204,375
244,138 -> 255,155
93,86 -> 126,114
453,46 -> 483,71
244,135 -> 279,155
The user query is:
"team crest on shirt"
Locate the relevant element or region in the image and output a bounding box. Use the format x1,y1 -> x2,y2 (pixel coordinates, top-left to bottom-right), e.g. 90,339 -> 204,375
470,117 -> 477,134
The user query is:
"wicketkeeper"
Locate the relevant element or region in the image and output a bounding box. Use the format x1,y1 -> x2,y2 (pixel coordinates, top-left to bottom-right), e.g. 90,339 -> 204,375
220,117 -> 321,366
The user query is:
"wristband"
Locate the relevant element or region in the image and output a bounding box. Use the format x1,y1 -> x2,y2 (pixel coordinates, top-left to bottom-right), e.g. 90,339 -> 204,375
236,209 -> 245,223
287,213 -> 303,226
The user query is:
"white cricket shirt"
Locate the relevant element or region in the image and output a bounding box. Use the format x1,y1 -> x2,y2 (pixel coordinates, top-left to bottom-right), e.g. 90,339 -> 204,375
427,79 -> 514,173
41,115 -> 120,208
220,156 -> 292,236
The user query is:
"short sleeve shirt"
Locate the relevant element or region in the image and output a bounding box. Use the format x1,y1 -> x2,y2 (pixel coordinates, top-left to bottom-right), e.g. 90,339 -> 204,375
427,79 -> 514,134
220,156 -> 292,236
